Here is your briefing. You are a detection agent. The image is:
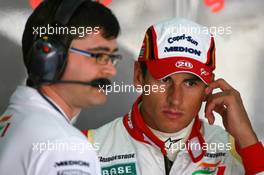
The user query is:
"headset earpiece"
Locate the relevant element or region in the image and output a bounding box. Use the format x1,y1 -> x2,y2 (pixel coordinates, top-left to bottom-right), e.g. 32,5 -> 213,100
27,0 -> 86,86
27,36 -> 67,84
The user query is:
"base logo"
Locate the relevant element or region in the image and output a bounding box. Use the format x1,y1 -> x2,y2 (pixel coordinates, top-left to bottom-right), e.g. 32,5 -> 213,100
102,162 -> 137,175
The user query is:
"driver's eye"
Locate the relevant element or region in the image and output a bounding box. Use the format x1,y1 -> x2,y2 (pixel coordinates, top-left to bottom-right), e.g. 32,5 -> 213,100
185,80 -> 196,87
160,77 -> 171,83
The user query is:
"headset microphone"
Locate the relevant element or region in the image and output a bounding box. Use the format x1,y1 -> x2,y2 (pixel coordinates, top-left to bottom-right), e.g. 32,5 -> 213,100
40,78 -> 112,90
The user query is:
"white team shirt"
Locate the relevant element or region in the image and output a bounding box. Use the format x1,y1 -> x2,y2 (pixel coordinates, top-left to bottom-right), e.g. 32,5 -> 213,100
0,86 -> 101,175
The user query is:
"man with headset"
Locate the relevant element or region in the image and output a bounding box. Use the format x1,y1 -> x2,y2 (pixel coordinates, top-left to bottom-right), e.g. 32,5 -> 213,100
0,0 -> 121,174
83,18 -> 264,175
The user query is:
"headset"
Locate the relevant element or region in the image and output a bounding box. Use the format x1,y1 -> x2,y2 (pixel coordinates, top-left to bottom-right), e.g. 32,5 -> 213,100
26,0 -> 86,86
26,0 -> 112,90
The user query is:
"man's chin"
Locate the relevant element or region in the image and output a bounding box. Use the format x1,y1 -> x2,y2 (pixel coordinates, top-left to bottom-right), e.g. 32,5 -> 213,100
158,123 -> 185,133
91,94 -> 107,105
85,87 -> 108,106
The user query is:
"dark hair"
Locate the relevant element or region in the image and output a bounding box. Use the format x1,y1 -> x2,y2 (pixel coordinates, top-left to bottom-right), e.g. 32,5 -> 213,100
139,61 -> 147,78
22,0 -> 120,75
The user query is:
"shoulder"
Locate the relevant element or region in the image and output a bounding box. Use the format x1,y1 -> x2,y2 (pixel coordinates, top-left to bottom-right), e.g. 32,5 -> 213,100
86,117 -> 125,142
83,117 -> 133,154
202,120 -> 229,143
28,137 -> 101,175
4,102 -> 86,148
201,120 -> 243,163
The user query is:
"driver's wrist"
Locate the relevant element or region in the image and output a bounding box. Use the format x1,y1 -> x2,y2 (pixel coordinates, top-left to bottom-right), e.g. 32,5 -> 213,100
235,130 -> 258,149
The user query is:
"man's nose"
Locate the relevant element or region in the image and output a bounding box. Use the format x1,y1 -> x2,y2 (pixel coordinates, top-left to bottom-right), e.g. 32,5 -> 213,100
167,85 -> 183,106
101,61 -> 117,77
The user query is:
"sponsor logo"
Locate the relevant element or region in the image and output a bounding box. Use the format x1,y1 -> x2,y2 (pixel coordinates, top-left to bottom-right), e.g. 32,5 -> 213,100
0,115 -> 12,138
102,162 -> 137,175
99,153 -> 135,163
164,138 -> 182,150
168,34 -> 198,46
164,46 -> 201,56
200,68 -> 210,76
192,160 -> 221,175
175,60 -> 193,69
54,160 -> 90,168
205,152 -> 226,158
57,169 -> 91,175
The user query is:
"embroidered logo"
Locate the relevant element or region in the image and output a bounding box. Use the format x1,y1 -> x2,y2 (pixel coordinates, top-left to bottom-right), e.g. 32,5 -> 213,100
102,162 -> 137,175
164,138 -> 182,150
192,160 -> 221,175
0,115 -> 12,138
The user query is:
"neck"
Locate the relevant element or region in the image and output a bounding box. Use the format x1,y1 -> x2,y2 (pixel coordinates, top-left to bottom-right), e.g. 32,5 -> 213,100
149,119 -> 195,161
40,85 -> 81,121
148,119 -> 195,141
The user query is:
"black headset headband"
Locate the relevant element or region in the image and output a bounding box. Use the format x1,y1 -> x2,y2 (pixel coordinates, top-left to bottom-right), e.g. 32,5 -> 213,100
54,0 -> 86,25
27,0 -> 88,86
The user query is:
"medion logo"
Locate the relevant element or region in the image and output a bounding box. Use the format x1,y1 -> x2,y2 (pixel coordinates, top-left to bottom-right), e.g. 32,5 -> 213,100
164,46 -> 201,56
54,160 -> 90,168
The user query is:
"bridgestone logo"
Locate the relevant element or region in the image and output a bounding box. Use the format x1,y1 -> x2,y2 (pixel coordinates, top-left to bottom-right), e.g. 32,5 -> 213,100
99,153 -> 135,163
164,46 -> 201,56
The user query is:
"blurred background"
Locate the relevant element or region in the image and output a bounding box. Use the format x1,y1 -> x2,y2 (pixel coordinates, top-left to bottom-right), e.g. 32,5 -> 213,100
0,0 -> 263,141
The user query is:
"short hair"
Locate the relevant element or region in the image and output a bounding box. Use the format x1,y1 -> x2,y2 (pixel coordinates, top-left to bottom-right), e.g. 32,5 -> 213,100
22,0 -> 120,75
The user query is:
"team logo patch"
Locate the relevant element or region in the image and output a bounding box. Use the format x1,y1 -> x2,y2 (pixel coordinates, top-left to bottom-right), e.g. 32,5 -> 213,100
192,160 -> 221,175
102,162 -> 137,175
175,60 -> 193,69
0,115 -> 12,138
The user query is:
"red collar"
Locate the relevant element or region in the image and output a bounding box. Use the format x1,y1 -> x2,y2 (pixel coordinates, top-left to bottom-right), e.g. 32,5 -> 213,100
123,95 -> 206,162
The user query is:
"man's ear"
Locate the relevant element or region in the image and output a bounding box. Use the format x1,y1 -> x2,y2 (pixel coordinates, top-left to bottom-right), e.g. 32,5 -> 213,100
134,61 -> 144,87
203,73 -> 215,101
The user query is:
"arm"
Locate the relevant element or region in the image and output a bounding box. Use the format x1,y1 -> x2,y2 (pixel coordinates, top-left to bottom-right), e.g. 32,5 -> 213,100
29,138 -> 101,175
204,78 -> 264,174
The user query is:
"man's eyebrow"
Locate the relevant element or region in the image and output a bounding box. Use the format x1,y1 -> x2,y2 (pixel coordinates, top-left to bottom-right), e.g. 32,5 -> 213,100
87,47 -> 118,53
184,76 -> 201,81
